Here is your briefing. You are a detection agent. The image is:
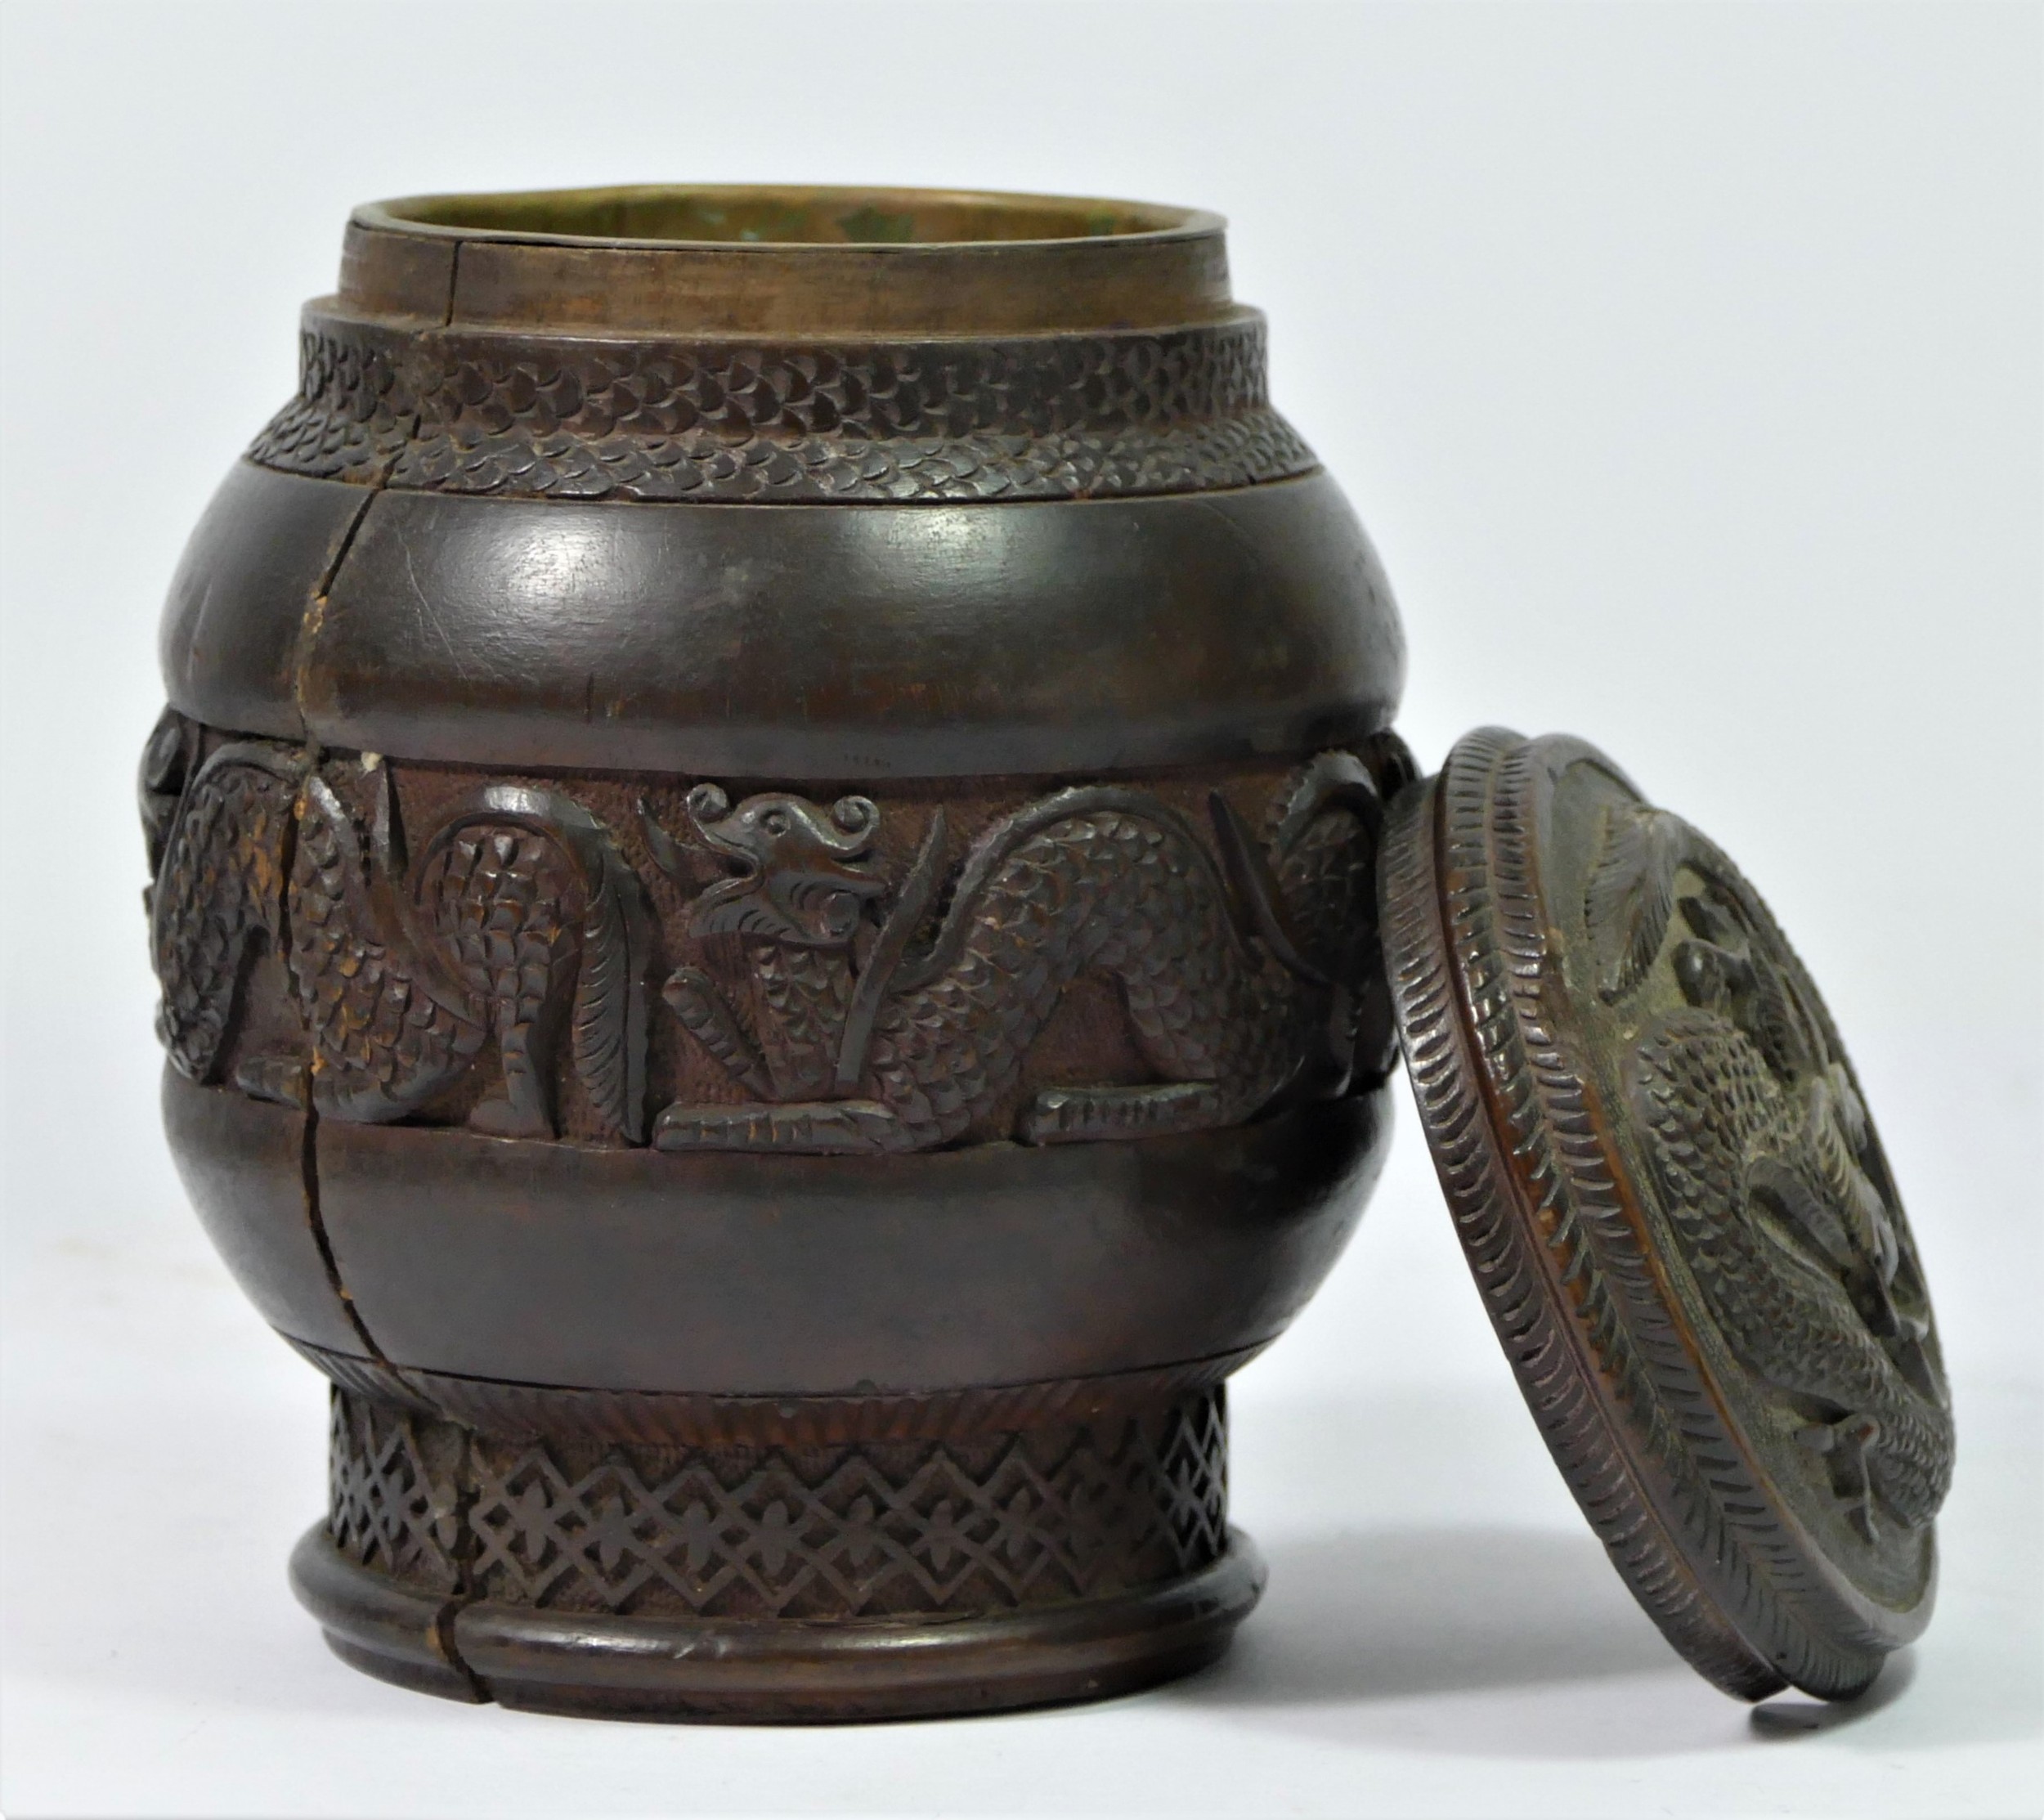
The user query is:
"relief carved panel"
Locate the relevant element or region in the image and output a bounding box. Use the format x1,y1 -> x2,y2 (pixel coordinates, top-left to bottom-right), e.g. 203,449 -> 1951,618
328,1383 -> 1230,1621
140,707 -> 1406,1145
141,709 -> 1411,1154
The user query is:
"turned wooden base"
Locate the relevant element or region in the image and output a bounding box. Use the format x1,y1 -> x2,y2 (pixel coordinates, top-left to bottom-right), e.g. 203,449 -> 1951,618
289,1383 -> 1263,1721
292,1524 -> 1263,1722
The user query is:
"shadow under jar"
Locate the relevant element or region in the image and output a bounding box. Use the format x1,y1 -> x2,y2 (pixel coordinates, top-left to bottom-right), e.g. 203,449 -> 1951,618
142,184 -> 1410,1722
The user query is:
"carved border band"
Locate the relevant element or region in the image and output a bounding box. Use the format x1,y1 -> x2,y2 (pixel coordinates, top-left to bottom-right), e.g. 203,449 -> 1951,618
329,1383 -> 1230,1621
143,713 -> 1414,1158
246,312 -> 1319,502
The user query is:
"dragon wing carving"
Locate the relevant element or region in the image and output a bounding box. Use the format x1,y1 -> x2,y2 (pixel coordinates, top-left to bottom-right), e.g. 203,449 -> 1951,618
149,742 -> 305,1083
285,773 -> 488,1123
144,735 -> 652,1144
412,784 -> 653,1143
1585,800 -> 1683,1002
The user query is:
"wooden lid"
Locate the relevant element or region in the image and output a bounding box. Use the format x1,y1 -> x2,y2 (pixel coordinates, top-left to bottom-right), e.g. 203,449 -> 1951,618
1378,728 -> 1952,1700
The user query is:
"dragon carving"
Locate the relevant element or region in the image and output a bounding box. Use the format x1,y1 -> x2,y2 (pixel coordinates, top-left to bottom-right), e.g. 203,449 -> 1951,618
642,751 -> 1395,1154
143,707 -> 1400,1157
142,712 -> 651,1141
1587,801 -> 1954,1544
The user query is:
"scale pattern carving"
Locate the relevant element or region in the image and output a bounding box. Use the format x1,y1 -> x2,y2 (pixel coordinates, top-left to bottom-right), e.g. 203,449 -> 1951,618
644,753 -> 1392,1153
141,714 -> 1403,1152
328,1386 -> 1227,1620
1382,728 -> 1952,1702
246,315 -> 1318,501
1590,805 -> 1953,1541
143,716 -> 652,1141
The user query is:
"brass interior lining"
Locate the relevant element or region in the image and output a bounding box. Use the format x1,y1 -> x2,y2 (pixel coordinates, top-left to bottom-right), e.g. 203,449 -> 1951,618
371,185 -> 1207,248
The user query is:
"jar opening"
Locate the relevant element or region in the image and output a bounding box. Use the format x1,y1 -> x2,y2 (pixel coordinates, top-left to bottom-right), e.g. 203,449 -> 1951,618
342,185 -> 1233,334
369,185 -> 1213,249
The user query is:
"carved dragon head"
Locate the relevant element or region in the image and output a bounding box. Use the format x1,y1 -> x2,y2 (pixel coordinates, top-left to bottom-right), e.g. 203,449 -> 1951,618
682,784 -> 886,947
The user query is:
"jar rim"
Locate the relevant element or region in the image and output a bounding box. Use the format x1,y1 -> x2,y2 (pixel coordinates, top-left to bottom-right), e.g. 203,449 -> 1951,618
340,183 -> 1239,334
356,184 -> 1224,251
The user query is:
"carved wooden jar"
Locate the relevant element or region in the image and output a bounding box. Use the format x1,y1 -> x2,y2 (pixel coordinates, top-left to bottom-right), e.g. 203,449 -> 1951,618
143,186 -> 1409,1720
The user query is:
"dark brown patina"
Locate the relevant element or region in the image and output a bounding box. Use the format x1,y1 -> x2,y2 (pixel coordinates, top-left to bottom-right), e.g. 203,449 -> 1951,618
1379,729 -> 1949,1701
145,185 -> 1409,1721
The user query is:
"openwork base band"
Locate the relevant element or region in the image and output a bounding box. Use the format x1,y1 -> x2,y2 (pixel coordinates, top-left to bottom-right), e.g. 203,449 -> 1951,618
303,1383 -> 1256,1719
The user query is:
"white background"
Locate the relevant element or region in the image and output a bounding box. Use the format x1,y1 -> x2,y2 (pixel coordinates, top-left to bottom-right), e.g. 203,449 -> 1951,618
2,4 -> 2037,1816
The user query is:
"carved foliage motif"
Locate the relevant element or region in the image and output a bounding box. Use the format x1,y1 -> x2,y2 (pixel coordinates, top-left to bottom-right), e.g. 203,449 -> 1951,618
1585,803 -> 1954,1546
329,1384 -> 1228,1621
141,711 -> 1403,1154
245,314 -> 1319,503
